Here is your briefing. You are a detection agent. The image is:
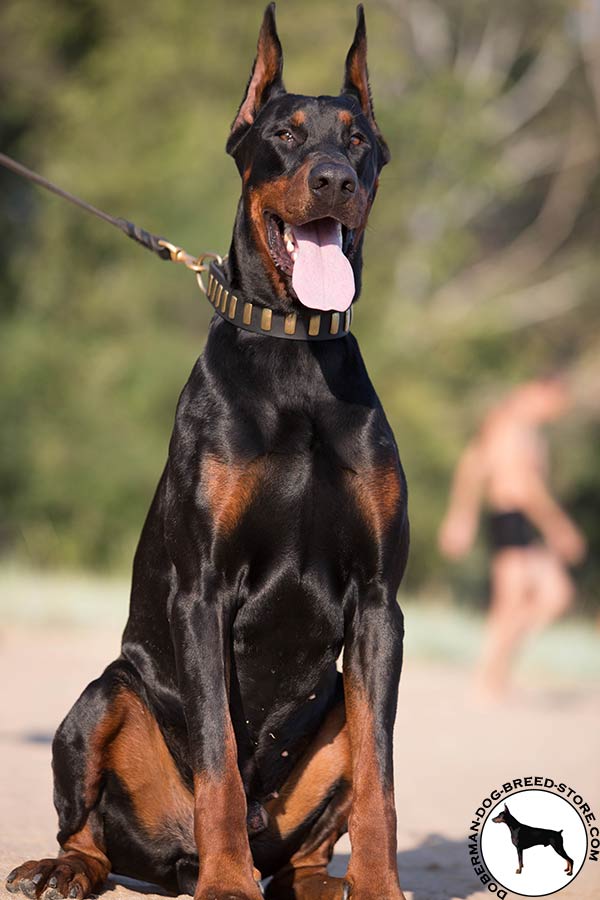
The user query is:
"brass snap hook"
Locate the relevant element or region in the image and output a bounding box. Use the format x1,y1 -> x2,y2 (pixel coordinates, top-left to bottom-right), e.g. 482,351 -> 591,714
157,240 -> 223,294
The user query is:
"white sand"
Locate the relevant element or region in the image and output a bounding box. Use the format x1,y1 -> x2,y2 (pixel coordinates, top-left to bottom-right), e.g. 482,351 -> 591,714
1,625 -> 598,900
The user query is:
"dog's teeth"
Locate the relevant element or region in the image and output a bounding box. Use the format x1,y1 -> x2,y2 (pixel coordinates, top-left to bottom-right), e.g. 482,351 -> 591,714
291,250 -> 298,262
335,222 -> 343,248
284,225 -> 296,256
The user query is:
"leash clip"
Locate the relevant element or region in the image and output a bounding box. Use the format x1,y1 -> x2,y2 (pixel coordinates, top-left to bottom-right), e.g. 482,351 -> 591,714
157,240 -> 223,294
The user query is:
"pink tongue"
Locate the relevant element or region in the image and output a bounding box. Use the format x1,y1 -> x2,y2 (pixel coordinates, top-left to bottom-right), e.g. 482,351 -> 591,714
291,219 -> 355,312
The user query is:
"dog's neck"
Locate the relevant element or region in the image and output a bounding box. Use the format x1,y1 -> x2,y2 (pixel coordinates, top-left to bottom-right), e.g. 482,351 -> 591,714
503,810 -> 521,829
205,310 -> 377,410
226,199 -> 364,313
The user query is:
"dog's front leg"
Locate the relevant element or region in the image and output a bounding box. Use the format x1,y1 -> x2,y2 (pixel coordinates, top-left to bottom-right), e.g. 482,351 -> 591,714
171,582 -> 262,900
343,583 -> 405,900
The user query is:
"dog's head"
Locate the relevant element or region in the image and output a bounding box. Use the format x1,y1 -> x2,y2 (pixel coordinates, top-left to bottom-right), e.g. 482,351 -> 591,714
492,805 -> 510,824
226,3 -> 389,312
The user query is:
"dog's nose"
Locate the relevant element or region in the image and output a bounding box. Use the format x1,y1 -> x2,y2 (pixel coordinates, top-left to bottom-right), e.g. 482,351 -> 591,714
308,162 -> 357,203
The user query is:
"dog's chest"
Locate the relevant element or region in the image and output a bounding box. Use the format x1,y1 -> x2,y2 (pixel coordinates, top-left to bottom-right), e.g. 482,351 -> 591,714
199,421 -> 403,556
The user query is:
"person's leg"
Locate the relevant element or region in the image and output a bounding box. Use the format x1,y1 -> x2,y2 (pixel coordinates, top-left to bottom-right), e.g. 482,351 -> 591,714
526,546 -> 574,632
474,549 -> 532,700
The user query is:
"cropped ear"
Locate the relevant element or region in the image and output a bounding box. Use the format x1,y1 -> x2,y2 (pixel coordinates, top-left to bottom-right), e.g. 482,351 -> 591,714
504,804 -> 509,811
226,4 -> 285,156
341,4 -> 390,165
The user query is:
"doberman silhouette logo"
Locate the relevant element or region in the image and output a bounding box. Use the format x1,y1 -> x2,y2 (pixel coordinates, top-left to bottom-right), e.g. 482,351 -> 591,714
481,789 -> 588,897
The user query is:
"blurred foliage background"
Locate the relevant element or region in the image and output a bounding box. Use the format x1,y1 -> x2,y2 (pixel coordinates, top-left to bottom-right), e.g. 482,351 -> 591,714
1,0 -> 599,608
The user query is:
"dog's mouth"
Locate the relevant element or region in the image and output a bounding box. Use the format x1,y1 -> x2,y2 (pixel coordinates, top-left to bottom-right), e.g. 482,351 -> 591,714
265,212 -> 356,312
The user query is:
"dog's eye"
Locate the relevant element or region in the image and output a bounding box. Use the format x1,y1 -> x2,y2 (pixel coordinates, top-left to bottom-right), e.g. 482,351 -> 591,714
349,133 -> 365,148
276,130 -> 295,143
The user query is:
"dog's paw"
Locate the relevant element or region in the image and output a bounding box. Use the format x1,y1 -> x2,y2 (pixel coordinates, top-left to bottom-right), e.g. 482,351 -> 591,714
6,857 -> 100,899
6,861 -> 61,899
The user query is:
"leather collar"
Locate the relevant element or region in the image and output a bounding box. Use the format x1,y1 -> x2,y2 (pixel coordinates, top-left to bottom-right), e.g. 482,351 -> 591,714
206,260 -> 353,341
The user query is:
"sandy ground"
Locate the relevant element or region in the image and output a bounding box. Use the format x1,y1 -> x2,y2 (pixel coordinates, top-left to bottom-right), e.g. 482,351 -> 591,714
0,625 -> 598,900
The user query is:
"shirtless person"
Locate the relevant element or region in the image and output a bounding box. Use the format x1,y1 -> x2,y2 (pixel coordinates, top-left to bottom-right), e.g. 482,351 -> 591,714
438,377 -> 587,700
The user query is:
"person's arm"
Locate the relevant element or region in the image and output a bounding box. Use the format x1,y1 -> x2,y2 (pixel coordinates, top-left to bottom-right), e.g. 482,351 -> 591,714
438,440 -> 486,560
519,473 -> 587,564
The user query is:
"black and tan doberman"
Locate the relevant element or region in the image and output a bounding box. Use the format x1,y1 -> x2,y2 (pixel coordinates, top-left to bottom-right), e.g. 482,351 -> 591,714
6,6 -> 408,900
493,804 -> 574,877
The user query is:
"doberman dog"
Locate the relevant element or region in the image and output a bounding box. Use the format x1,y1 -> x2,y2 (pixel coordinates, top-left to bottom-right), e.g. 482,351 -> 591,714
493,805 -> 574,876
6,5 -> 408,900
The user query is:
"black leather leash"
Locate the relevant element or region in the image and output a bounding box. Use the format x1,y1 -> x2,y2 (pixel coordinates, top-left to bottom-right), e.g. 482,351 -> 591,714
0,151 -> 352,341
0,152 -> 220,280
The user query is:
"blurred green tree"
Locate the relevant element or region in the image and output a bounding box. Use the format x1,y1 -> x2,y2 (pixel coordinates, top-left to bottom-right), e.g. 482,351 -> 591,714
1,0 -> 598,605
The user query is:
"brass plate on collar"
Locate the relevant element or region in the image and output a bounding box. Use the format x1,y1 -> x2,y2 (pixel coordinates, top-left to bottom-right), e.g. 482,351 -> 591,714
329,313 -> 340,335
243,302 -> 253,325
228,295 -> 238,318
215,284 -> 223,308
308,314 -> 321,336
284,313 -> 297,335
261,308 -> 272,331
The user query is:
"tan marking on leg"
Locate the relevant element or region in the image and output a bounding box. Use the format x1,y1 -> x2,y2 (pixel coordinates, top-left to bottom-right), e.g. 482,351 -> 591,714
83,699 -> 123,807
265,703 -> 352,900
343,677 -> 404,899
84,687 -> 193,839
193,719 -> 261,897
266,703 -> 350,840
61,821 -> 111,892
107,690 -> 194,836
270,784 -> 351,899
201,455 -> 265,536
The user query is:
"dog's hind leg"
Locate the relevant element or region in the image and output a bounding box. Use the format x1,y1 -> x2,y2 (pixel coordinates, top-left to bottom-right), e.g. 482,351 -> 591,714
552,836 -> 573,875
5,662 -> 133,899
6,659 -> 194,899
261,701 -> 352,900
